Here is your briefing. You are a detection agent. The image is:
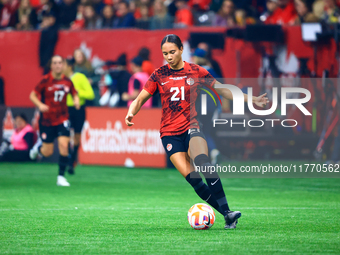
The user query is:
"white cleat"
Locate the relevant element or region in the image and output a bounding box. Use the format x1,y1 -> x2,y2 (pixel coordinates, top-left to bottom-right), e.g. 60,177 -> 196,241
57,175 -> 70,186
29,138 -> 42,160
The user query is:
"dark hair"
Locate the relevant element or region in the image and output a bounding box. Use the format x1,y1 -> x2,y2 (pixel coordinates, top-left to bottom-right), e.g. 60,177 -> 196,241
131,56 -> 144,67
49,55 -> 64,67
14,113 -> 28,123
138,47 -> 150,60
65,57 -> 75,71
161,34 -> 183,49
119,1 -> 129,8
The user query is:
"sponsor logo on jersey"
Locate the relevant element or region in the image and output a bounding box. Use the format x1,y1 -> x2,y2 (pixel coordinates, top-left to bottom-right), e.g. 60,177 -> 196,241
169,76 -> 187,80
167,143 -> 172,151
186,78 -> 194,86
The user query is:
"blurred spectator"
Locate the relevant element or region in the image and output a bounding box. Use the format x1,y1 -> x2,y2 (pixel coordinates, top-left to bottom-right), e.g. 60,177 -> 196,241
0,0 -> 20,29
321,0 -> 340,23
70,3 -> 85,30
192,48 -> 217,76
212,0 -> 236,27
236,8 -> 256,25
113,1 -> 135,27
15,0 -> 37,30
260,0 -> 278,23
197,42 -> 223,77
84,4 -> 102,29
134,0 -> 153,19
174,0 -> 194,27
136,3 -> 150,29
73,48 -> 100,88
39,12 -> 58,73
29,0 -> 41,8
92,0 -> 105,14
16,13 -> 32,29
138,47 -> 154,75
149,0 -> 173,29
122,56 -> 151,107
112,0 -> 121,12
101,4 -> 114,28
58,0 -> 77,29
189,0 -> 212,11
107,53 -> 131,107
266,0 -> 296,25
36,0 -> 57,27
294,0 -> 319,24
0,114 -> 36,162
210,0 -> 223,12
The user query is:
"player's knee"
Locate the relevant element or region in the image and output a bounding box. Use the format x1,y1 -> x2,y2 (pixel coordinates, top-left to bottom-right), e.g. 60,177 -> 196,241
74,135 -> 81,146
59,143 -> 69,156
194,154 -> 210,167
42,148 -> 53,157
194,154 -> 219,178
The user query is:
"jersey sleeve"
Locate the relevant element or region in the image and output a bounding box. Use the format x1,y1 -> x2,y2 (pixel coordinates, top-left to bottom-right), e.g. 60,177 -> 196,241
198,66 -> 216,88
34,79 -> 45,96
143,72 -> 158,95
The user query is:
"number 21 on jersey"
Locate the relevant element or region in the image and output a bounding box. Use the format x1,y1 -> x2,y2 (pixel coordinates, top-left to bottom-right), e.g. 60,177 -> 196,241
170,86 -> 185,101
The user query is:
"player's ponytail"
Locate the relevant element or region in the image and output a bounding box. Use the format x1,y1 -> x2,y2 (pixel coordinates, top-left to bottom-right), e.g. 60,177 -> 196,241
161,34 -> 183,50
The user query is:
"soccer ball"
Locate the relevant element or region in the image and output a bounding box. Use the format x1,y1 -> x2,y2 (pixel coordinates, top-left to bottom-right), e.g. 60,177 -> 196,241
187,203 -> 215,230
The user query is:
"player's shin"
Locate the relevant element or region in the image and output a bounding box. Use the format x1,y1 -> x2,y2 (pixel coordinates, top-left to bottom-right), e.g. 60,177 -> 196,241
185,171 -> 222,214
194,154 -> 230,216
59,155 -> 68,176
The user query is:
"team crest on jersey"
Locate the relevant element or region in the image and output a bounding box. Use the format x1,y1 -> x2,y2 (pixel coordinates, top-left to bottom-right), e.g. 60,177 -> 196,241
167,143 -> 172,151
64,86 -> 70,93
41,133 -> 47,140
186,78 -> 194,86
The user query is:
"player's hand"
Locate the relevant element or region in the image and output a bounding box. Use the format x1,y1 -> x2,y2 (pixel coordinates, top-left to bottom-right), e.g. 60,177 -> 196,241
74,95 -> 80,110
125,113 -> 134,126
38,103 -> 49,112
254,93 -> 269,108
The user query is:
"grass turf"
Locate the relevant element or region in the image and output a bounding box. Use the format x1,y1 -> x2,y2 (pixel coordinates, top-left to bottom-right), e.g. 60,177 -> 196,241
0,162 -> 339,254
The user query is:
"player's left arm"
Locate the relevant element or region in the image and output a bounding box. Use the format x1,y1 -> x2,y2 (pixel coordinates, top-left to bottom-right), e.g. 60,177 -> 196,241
213,80 -> 269,108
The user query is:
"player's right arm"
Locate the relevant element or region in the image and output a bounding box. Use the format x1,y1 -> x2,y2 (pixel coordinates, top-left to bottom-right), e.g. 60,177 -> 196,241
125,71 -> 158,127
125,89 -> 152,126
30,79 -> 49,112
29,91 -> 49,112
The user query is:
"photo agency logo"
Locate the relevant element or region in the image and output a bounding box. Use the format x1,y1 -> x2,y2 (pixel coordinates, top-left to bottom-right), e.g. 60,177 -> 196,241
200,84 -> 312,128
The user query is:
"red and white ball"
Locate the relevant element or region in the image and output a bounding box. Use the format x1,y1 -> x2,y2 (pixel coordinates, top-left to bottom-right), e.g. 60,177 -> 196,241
187,203 -> 215,230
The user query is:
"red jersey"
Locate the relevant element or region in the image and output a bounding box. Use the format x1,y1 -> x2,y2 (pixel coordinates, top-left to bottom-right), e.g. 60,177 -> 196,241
34,73 -> 77,126
144,62 -> 215,138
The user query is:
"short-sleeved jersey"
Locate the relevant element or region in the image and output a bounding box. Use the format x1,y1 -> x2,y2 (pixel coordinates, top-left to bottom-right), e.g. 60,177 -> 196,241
144,61 -> 216,138
34,73 -> 77,126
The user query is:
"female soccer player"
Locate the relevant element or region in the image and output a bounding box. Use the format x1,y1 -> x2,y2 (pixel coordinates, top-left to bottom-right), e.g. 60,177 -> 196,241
64,58 -> 95,174
29,55 -> 80,186
125,34 -> 269,229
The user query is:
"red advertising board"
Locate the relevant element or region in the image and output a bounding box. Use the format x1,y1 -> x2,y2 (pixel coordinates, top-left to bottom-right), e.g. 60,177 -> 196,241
78,107 -> 166,168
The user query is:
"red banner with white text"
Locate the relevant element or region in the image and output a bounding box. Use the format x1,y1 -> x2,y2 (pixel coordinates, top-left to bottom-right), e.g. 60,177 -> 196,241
78,107 -> 166,168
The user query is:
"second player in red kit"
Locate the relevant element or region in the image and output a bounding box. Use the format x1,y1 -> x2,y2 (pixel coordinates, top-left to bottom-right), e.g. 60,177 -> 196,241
126,34 -> 269,229
29,55 -> 80,187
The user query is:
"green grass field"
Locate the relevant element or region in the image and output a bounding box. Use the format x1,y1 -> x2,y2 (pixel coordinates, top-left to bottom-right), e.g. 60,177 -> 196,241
0,162 -> 339,254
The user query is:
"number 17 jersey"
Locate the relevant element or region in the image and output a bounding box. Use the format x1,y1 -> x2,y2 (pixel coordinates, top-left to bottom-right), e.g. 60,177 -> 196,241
144,61 -> 216,138
34,73 -> 77,126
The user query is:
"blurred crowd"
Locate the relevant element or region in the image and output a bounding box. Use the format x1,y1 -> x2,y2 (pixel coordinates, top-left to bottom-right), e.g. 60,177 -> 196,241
0,0 -> 340,31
